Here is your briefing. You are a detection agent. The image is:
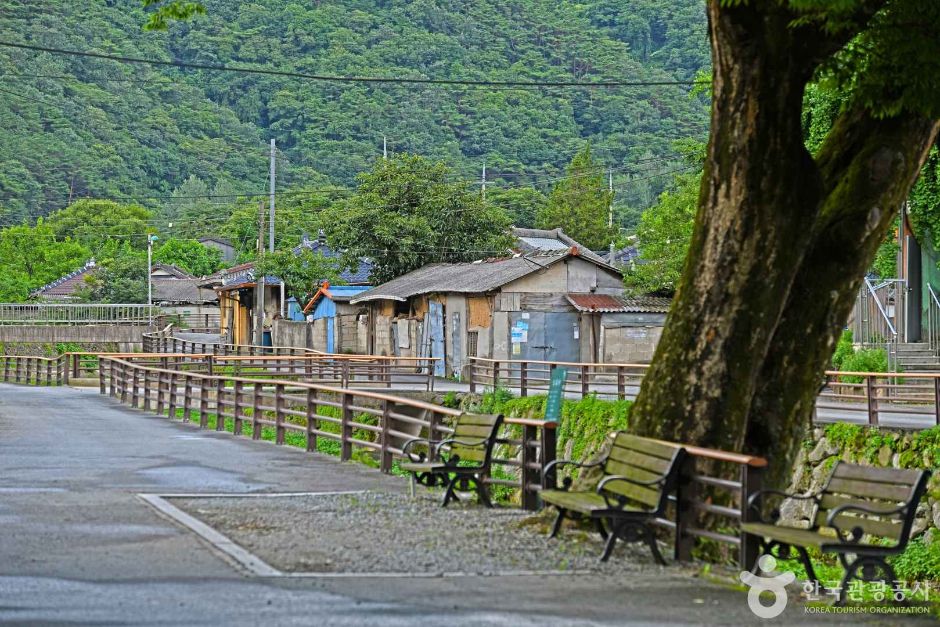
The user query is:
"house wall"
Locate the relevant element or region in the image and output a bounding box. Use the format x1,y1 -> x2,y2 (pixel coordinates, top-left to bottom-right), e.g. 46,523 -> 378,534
273,320 -> 310,349
500,257 -> 622,295
599,313 -> 667,363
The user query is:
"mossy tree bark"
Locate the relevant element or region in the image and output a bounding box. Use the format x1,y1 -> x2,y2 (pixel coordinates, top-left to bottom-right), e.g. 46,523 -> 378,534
629,1 -> 939,482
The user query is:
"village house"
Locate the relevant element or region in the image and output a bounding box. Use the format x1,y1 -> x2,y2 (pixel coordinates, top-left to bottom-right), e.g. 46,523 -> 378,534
215,233 -> 373,347
197,236 -> 237,263
29,260 -> 97,301
149,264 -> 220,330
350,248 -> 631,378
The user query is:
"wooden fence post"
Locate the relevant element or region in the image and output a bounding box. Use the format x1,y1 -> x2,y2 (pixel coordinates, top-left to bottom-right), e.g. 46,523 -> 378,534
739,463 -> 763,570
580,365 -> 589,398
540,423 -> 557,493
232,380 -> 243,435
934,378 -> 940,427
492,360 -> 499,389
131,368 -> 140,408
167,372 -> 178,419
216,378 -> 226,431
275,383 -> 285,445
199,378 -> 210,428
252,382 -> 262,439
143,370 -> 152,411
340,392 -> 352,461
866,375 -> 879,426
305,388 -> 318,452
520,361 -> 528,397
673,455 -> 695,562
468,359 -> 476,394
617,366 -> 626,400
521,423 -> 539,511
379,399 -> 392,473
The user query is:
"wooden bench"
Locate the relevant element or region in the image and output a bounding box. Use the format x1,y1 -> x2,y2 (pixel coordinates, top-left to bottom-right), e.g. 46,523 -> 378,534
743,461 -> 931,603
400,413 -> 503,507
540,432 -> 687,563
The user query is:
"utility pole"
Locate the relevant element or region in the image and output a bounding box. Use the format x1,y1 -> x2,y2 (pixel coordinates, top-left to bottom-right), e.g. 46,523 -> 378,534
255,199 -> 266,346
481,161 -> 486,201
608,169 -> 614,228
147,234 -> 158,324
269,138 -> 276,254
383,135 -> 388,159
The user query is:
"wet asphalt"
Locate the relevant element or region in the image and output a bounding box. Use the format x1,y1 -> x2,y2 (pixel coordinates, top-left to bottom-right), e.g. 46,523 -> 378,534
0,384 -> 926,626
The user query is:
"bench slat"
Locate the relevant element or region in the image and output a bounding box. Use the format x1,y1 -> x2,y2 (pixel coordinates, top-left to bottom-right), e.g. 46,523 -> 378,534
831,463 -> 921,486
827,477 -> 914,502
612,433 -> 677,460
606,448 -> 672,474
814,512 -> 904,541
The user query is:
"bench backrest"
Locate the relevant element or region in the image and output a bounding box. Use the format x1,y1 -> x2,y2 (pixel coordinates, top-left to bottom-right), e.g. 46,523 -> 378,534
601,432 -> 686,514
449,413 -> 503,467
817,461 -> 930,544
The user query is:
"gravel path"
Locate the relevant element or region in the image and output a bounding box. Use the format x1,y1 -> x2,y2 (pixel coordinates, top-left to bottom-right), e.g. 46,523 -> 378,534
172,492 -> 667,575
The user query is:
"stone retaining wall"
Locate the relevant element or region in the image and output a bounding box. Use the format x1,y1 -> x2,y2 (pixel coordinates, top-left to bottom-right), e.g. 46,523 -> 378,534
784,424 -> 940,541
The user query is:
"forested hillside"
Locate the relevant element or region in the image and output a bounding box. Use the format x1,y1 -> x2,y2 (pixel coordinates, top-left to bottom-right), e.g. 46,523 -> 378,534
0,0 -> 709,227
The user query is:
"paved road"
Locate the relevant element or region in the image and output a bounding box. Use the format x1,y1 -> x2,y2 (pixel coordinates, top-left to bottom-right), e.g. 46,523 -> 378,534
0,384 -> 921,625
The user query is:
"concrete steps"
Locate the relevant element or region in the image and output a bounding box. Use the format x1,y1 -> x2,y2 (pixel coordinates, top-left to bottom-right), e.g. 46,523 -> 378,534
896,342 -> 940,372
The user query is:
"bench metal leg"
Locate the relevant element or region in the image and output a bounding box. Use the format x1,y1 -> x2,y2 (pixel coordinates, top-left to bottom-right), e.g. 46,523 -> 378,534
474,475 -> 493,508
836,556 -> 896,607
601,524 -> 619,562
594,518 -> 608,540
441,475 -> 459,507
645,526 -> 666,565
549,508 -> 566,538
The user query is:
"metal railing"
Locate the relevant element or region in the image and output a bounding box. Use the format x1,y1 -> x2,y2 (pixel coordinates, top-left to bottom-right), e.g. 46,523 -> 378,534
0,303 -> 158,325
926,284 -> 940,354
850,277 -> 902,370
469,357 -> 940,430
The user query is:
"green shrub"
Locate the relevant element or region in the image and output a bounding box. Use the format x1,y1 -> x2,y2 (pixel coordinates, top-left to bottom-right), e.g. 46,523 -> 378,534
893,534 -> 940,582
831,329 -> 854,370
840,348 -> 889,383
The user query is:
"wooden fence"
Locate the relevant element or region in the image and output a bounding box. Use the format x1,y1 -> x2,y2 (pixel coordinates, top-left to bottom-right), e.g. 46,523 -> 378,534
469,357 -> 940,429
1,351 -> 769,566
98,355 -> 553,510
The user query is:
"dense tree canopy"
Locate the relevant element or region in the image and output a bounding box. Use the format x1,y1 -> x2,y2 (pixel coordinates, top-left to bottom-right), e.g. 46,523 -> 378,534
0,0 -> 710,222
537,145 -> 615,249
0,221 -> 89,301
322,154 -> 513,284
153,238 -> 225,277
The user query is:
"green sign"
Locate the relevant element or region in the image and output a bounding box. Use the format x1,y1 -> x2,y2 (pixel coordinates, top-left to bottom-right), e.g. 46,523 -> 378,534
544,367 -> 567,424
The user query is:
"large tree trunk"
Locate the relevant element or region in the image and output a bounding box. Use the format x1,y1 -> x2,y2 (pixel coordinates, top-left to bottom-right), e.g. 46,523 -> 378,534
629,2 -> 824,450
747,112 -> 939,487
629,1 -> 939,475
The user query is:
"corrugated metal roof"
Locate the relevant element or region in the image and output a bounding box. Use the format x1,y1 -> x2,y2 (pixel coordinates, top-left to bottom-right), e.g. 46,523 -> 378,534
511,227 -> 613,268
566,294 -> 671,313
566,294 -> 627,313
351,251 -> 571,303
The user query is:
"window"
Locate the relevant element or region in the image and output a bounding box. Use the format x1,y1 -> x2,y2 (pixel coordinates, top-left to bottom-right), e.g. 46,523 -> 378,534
467,331 -> 479,357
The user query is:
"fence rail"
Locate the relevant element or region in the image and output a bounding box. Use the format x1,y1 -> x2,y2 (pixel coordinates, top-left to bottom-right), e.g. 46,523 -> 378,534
469,357 -> 940,430
0,303 -> 158,325
2,351 -> 769,567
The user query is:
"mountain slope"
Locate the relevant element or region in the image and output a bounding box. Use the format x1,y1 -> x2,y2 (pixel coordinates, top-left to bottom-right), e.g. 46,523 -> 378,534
0,0 -> 710,223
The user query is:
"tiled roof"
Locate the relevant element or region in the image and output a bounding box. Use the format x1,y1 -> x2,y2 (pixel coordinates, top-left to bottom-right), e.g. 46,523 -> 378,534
30,260 -> 96,298
150,264 -> 195,279
152,279 -> 218,304
295,233 -> 373,284
352,251 -> 575,303
566,293 -> 671,313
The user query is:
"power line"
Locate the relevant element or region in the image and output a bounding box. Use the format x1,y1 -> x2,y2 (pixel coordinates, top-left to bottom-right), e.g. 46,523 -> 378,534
0,41 -> 704,89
